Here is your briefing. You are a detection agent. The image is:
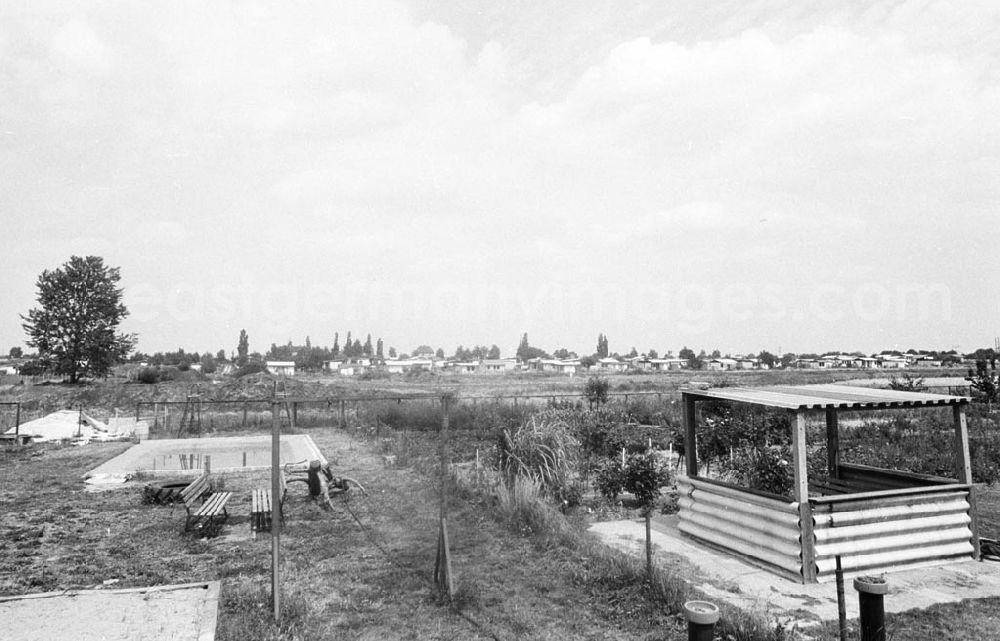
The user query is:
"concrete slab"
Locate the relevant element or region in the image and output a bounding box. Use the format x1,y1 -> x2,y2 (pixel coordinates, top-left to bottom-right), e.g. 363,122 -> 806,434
0,581 -> 220,641
589,515 -> 1000,626
87,435 -> 326,478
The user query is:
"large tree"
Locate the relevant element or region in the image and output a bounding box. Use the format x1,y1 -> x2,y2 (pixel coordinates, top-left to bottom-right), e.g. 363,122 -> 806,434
21,256 -> 135,383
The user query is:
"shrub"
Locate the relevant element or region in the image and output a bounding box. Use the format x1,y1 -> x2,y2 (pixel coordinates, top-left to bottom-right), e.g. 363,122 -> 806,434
726,446 -> 793,497
137,367 -> 159,384
584,376 -> 610,406
235,361 -> 267,377
594,459 -> 626,502
623,451 -> 673,513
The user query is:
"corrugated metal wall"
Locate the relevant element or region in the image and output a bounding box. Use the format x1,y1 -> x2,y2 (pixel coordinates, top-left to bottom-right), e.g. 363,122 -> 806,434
811,488 -> 974,581
677,476 -> 803,580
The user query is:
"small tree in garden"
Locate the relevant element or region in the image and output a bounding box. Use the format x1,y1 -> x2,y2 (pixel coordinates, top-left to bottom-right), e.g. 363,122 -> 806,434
624,452 -> 672,577
584,375 -> 610,407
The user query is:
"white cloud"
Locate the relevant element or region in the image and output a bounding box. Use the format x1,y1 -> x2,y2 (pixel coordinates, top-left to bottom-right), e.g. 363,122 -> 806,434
1,1 -> 998,353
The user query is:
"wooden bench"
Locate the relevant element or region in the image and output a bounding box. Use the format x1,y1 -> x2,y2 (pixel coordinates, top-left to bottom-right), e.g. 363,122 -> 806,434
250,474 -> 288,537
180,473 -> 232,536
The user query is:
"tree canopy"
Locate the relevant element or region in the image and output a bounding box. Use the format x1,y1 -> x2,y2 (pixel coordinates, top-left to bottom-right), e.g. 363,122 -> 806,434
21,256 -> 135,383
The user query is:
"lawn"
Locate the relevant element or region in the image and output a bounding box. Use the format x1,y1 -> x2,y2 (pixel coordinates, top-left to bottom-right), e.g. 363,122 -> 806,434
4,418 -> 1000,640
0,429 -> 689,640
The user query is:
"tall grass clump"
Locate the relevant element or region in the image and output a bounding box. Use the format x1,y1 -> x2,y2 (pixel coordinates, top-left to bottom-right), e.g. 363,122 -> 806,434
496,410 -> 583,504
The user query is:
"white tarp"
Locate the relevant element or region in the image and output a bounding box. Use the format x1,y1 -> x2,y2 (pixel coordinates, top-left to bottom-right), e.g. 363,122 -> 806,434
4,409 -> 134,443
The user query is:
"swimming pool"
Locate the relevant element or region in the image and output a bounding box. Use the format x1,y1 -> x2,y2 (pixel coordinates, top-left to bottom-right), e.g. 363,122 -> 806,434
87,435 -> 326,477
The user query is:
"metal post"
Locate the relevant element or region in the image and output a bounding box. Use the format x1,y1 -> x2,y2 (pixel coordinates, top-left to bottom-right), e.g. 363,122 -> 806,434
835,556 -> 847,641
271,401 -> 281,620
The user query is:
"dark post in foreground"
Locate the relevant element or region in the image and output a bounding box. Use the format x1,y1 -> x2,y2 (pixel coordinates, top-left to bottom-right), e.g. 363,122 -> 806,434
854,576 -> 888,641
835,555 -> 847,641
271,401 -> 282,620
433,394 -> 455,598
683,600 -> 719,641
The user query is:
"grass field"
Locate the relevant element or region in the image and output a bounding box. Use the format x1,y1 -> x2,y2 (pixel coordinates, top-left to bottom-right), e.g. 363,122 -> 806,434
1,429 -> 700,640
3,372 -> 998,640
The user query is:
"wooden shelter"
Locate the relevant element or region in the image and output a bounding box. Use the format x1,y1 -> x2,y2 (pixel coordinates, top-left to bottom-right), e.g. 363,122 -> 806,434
677,384 -> 978,583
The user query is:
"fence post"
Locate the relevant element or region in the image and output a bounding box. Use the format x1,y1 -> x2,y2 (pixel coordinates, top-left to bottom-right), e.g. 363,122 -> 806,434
271,401 -> 282,621
433,393 -> 455,598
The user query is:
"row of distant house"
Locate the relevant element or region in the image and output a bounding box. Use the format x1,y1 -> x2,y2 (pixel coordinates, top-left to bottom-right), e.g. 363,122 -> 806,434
261,351 -> 953,377
266,355 -> 716,377
789,353 -> 945,370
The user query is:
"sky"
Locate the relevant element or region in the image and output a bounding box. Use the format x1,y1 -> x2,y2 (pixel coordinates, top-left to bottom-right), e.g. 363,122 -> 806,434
2,0 -> 998,359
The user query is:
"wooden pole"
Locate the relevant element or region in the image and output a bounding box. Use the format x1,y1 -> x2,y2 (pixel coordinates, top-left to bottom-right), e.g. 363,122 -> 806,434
645,511 -> 653,578
954,403 -> 980,559
14,403 -> 20,441
271,401 -> 281,620
433,394 -> 455,597
682,393 -> 698,476
825,408 -> 840,479
792,410 -> 816,582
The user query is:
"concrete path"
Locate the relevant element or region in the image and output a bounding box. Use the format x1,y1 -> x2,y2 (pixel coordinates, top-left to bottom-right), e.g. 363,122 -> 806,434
589,515 -> 1000,627
0,581 -> 220,641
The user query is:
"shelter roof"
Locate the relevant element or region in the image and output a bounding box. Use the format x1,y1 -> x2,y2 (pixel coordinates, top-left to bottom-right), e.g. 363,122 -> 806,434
682,383 -> 969,411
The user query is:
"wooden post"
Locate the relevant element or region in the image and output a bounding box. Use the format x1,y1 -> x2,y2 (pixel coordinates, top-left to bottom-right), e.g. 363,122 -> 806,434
682,393 -> 698,476
14,403 -> 20,442
292,402 -> 298,427
954,403 -> 980,559
645,511 -> 653,578
792,410 -> 816,582
825,408 -> 840,479
433,394 -> 455,597
242,401 -> 248,427
339,400 -> 346,428
271,401 -> 281,620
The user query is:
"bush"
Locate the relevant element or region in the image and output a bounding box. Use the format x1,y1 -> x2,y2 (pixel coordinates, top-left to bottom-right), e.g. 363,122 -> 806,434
584,376 -> 610,406
623,451 -> 672,512
726,446 -> 793,497
235,361 -> 267,377
137,367 -> 159,384
594,459 -> 626,502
